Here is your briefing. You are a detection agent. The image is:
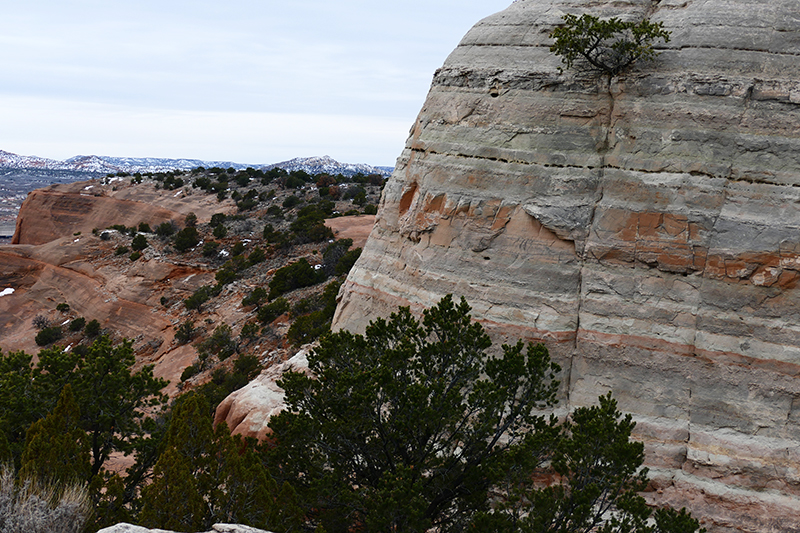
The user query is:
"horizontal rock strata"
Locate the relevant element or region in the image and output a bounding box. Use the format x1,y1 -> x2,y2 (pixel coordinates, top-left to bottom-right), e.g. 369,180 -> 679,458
332,0 -> 800,531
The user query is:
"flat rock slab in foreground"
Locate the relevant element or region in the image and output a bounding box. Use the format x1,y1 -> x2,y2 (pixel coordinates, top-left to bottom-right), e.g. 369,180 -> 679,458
98,523 -> 273,533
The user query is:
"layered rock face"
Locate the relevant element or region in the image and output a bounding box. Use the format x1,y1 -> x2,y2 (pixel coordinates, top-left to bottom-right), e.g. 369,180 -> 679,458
333,0 -> 800,531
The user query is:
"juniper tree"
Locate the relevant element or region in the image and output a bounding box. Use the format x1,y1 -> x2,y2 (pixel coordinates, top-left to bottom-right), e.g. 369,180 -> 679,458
19,385 -> 90,486
550,14 -> 670,77
268,295 -> 561,532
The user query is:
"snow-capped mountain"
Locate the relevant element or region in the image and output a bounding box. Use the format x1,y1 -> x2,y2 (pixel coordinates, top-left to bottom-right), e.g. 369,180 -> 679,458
265,156 -> 393,177
0,150 -> 393,177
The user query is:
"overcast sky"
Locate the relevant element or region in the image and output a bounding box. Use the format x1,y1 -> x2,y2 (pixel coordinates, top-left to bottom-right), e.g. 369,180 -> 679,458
1,1 -> 512,167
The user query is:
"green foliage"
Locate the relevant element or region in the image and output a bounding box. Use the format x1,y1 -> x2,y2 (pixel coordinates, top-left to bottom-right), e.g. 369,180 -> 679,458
282,195 -> 301,209
108,224 -> 130,234
242,287 -> 268,308
263,223 -> 290,248
215,267 -> 237,286
240,322 -> 260,340
290,204 -> 335,244
129,251 -> 142,261
352,191 -> 366,206
84,319 -> 101,337
475,393 -> 705,533
140,393 -> 300,532
268,258 -> 325,300
115,245 -> 129,256
137,222 -> 151,233
363,203 -> 378,215
175,320 -> 195,345
34,326 -> 62,347
320,238 -> 361,277
184,285 -> 220,311
140,446 -> 205,532
131,234 -> 148,251
248,246 -> 266,265
209,213 -> 227,227
269,295 -> 561,532
180,364 -> 200,383
240,323 -> 260,341
286,281 -> 341,346
35,337 -> 167,479
257,297 -> 290,324
549,14 -> 670,77
202,240 -> 220,257
263,167 -> 288,183
335,248 -> 361,276
68,317 -> 86,332
173,227 -> 200,252
19,385 -> 90,485
56,303 -> 70,313
192,355 -> 263,412
155,221 -> 177,237
266,205 -> 284,219
199,324 -> 236,361
284,175 -> 305,189
0,335 -> 168,520
213,224 -> 228,239
162,174 -> 184,190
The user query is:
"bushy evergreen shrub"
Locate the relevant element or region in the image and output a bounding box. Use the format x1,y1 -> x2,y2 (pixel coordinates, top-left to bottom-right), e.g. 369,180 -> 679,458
35,327 -> 62,347
268,259 -> 324,300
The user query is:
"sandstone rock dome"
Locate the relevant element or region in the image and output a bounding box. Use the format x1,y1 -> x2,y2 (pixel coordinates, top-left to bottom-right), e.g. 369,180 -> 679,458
332,0 -> 800,530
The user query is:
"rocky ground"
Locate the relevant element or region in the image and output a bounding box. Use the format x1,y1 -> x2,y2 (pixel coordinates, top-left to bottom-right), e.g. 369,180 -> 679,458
0,167 -> 379,410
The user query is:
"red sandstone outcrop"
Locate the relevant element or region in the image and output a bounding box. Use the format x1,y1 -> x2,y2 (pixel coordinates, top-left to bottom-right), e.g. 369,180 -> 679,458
332,1 -> 800,530
12,179 -> 231,245
1,178 -> 231,390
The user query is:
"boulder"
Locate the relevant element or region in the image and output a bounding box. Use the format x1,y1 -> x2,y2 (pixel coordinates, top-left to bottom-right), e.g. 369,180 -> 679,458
332,0 -> 800,530
215,350 -> 311,440
97,523 -> 274,533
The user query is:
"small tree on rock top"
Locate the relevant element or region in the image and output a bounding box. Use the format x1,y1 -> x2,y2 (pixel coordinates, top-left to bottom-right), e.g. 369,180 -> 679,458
550,14 -> 670,77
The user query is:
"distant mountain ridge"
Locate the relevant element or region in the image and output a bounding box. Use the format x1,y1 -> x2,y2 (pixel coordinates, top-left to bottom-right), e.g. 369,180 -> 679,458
0,150 -> 393,177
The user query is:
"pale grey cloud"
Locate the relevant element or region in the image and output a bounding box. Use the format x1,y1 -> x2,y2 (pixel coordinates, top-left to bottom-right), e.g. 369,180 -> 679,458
0,0 -> 512,166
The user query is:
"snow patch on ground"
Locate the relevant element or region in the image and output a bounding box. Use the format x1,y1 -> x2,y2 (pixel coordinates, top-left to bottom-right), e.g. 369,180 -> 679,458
0,288 -> 14,297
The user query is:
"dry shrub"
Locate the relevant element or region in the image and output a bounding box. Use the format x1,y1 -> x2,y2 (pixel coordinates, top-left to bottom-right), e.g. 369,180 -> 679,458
0,465 -> 90,533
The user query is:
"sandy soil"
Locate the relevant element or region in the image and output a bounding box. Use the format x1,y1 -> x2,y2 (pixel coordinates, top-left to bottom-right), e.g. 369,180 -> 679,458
324,215 -> 376,249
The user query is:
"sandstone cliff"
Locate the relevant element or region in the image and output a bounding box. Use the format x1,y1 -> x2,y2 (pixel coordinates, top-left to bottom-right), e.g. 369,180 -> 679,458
332,1 -> 800,531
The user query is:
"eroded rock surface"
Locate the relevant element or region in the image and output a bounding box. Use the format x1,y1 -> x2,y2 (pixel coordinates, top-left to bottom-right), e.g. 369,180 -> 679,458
333,0 -> 800,530
215,350 -> 311,440
12,178 -> 229,245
